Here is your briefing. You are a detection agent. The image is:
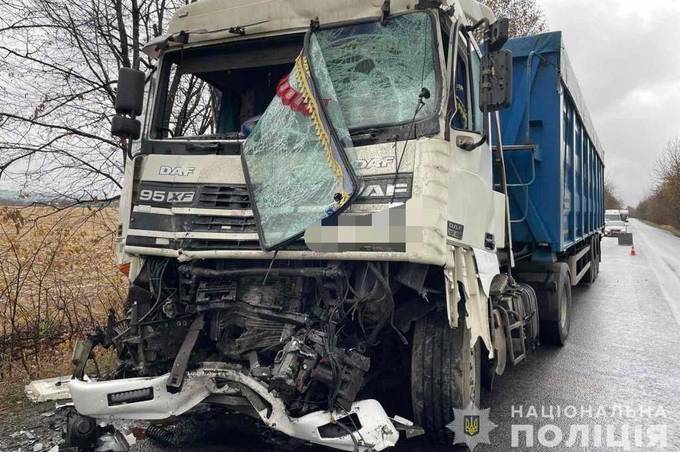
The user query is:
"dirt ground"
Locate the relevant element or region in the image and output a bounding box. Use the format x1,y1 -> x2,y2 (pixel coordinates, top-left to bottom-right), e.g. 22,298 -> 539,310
1,396 -> 65,452
1,393 -> 321,452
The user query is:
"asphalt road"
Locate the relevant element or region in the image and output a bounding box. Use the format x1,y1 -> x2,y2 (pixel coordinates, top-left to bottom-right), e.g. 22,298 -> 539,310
477,219 -> 680,451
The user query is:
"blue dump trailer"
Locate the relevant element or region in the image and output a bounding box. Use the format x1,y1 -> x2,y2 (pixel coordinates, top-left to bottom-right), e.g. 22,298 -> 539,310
499,31 -> 604,280
496,31 -> 605,343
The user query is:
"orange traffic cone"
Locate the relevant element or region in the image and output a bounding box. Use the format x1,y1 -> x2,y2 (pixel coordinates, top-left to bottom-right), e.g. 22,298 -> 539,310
630,246 -> 637,256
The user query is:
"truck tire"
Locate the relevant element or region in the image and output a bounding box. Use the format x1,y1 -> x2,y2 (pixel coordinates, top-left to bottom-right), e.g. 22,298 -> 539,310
411,309 -> 481,446
541,263 -> 572,345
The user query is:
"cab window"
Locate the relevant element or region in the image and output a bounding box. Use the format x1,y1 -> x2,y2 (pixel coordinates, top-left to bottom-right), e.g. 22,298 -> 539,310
469,42 -> 484,133
450,34 -> 471,130
449,33 -> 484,133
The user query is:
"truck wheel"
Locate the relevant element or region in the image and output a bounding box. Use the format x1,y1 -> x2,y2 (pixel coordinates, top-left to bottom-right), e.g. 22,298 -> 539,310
411,309 -> 481,446
542,264 -> 572,345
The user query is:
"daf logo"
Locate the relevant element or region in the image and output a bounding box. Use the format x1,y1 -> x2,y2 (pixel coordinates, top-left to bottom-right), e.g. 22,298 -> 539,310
356,156 -> 396,170
159,166 -> 195,177
360,183 -> 408,198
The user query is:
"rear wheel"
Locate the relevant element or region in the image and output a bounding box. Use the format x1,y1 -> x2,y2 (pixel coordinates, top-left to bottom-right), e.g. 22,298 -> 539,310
541,263 -> 572,345
411,309 -> 481,447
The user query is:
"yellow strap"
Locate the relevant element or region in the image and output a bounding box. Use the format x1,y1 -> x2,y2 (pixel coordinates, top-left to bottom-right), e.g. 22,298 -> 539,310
294,55 -> 349,206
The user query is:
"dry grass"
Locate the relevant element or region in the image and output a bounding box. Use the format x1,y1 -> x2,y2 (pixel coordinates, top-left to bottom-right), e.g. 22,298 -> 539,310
640,219 -> 680,237
0,206 -> 127,406
657,224 -> 680,237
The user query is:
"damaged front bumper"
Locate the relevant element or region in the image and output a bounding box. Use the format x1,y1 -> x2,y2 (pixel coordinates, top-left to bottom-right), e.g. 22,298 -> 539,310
68,363 -> 399,451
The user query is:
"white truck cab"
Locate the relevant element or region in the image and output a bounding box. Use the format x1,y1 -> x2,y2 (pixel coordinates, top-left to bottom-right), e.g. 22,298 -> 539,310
65,2 -> 527,451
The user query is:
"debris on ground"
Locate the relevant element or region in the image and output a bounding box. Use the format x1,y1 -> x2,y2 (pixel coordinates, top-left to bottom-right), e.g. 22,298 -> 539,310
0,401 -> 67,452
24,376 -> 72,403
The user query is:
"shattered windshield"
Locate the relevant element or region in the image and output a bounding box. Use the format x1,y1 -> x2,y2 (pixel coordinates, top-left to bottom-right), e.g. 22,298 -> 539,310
154,13 -> 438,249
242,48 -> 356,250
242,13 -> 440,250
150,13 -> 437,140
314,12 -> 438,130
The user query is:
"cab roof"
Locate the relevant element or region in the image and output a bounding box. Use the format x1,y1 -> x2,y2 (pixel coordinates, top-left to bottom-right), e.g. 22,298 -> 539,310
143,0 -> 494,58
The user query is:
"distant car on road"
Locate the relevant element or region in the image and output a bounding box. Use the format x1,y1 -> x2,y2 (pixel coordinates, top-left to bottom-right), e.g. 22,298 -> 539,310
605,210 -> 627,236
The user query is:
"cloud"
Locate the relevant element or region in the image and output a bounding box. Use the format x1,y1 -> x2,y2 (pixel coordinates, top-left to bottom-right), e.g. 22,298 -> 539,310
539,0 -> 680,204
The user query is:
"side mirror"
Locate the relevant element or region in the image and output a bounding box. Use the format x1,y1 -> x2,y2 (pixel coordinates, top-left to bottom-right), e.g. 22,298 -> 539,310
115,68 -> 145,116
478,17 -> 512,113
111,115 -> 141,140
113,67 -> 144,140
480,48 -> 512,112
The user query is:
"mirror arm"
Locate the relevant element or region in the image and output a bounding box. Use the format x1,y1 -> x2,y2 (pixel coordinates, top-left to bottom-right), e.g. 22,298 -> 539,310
125,139 -> 135,161
462,18 -> 489,34
456,114 -> 489,152
458,133 -> 487,151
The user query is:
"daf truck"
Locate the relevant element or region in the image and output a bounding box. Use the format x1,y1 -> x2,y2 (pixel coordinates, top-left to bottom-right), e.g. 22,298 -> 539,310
63,2 -> 604,451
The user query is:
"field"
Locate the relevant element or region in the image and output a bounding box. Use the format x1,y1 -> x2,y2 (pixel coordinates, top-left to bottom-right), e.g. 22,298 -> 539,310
0,206 -> 126,410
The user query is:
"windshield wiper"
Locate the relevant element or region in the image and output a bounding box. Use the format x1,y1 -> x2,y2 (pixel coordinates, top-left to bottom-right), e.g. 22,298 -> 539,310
226,20 -> 269,36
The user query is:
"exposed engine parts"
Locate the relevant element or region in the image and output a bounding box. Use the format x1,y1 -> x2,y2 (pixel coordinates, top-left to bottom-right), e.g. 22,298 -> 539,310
68,255 -> 548,451
97,258 -> 426,417
268,332 -> 370,412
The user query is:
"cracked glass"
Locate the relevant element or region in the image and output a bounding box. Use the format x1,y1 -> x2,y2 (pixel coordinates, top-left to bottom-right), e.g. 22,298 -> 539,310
242,52 -> 355,250
242,12 -> 437,250
314,12 -> 438,130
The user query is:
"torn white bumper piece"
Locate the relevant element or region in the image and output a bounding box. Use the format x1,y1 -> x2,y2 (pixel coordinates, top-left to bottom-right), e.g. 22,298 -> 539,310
68,365 -> 399,451
25,375 -> 73,402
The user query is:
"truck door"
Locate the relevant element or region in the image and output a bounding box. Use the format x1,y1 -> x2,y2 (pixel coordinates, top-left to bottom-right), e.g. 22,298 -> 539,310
446,30 -> 504,251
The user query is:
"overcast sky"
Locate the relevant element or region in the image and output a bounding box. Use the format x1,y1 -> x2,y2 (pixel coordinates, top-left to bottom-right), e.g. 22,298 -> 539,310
538,0 -> 680,206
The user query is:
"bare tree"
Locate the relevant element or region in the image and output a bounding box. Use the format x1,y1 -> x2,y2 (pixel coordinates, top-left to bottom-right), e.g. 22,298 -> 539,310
0,0 -> 188,205
482,0 -> 548,37
656,138 -> 680,219
635,138 -> 680,229
647,139 -> 680,227
604,177 -> 623,210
